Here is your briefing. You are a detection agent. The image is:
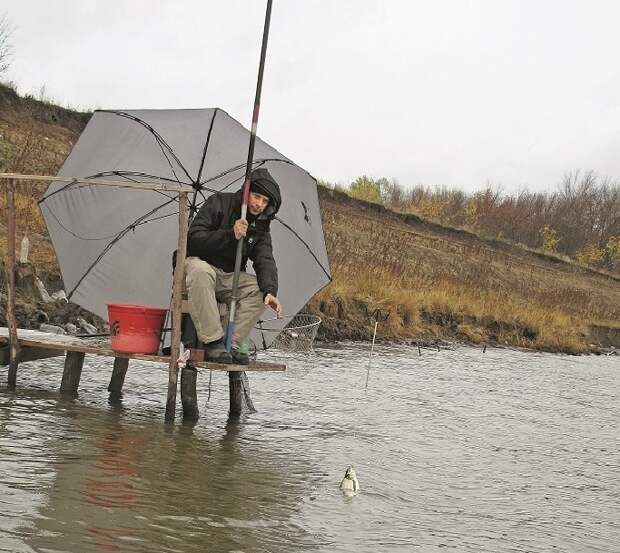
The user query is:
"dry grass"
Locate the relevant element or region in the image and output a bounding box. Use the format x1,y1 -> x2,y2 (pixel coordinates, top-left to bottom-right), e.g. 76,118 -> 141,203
1,92 -> 618,352
0,185 -> 59,271
0,104 -> 80,273
0,94 -> 94,329
312,189 -> 620,353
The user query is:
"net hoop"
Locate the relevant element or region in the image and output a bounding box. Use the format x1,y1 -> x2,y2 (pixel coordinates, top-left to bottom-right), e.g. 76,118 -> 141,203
255,313 -> 321,351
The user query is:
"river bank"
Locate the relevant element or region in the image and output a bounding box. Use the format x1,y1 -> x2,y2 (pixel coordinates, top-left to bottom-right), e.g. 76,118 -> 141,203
1,258 -> 618,355
306,187 -> 620,354
1,192 -> 618,354
1,85 -> 619,354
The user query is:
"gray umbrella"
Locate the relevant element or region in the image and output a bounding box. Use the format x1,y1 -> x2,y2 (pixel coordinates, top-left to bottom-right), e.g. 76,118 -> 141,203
40,108 -> 331,348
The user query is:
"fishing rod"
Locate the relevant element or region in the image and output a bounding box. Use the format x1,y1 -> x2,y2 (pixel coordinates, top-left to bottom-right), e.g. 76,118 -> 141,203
225,0 -> 274,352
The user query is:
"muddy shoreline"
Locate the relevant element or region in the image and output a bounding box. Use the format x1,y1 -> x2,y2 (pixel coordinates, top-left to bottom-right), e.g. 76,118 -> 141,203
2,263 -> 616,356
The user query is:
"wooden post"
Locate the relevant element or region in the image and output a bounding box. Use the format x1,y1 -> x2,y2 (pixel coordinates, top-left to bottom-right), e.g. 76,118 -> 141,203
60,351 -> 85,398
5,180 -> 20,389
229,372 -> 244,417
165,192 -> 188,422
108,357 -> 129,396
181,365 -> 199,420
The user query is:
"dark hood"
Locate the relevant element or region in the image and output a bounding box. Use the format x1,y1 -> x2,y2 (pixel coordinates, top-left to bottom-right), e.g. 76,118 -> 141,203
248,167 -> 281,219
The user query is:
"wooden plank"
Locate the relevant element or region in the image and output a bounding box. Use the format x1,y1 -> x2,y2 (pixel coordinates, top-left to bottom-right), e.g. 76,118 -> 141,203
0,328 -> 286,372
5,179 -> 19,388
0,327 -> 90,344
0,172 -> 193,193
165,191 -> 189,422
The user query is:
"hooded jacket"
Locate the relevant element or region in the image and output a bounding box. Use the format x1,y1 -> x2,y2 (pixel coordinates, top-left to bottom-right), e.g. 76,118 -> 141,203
187,168 -> 282,298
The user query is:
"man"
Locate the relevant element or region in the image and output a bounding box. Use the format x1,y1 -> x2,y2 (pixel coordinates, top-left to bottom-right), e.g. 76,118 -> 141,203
185,168 -> 283,364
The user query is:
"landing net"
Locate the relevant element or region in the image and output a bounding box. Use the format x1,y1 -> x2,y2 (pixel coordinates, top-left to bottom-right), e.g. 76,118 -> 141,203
255,313 -> 321,352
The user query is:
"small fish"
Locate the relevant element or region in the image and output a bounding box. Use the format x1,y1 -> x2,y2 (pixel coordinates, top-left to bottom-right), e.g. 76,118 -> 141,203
339,465 -> 360,495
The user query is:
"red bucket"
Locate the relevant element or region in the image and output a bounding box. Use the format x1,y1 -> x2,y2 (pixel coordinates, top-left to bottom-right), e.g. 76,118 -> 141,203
107,303 -> 168,354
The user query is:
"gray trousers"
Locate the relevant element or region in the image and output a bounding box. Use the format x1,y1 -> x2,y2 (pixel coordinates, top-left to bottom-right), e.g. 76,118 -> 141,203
185,257 -> 265,348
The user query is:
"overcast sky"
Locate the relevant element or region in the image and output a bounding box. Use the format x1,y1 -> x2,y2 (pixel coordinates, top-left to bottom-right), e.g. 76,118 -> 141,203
4,1 -> 620,193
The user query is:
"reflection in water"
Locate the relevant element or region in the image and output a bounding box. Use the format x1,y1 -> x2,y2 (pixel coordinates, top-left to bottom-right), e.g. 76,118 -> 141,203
1,344 -> 619,552
17,401 -> 314,553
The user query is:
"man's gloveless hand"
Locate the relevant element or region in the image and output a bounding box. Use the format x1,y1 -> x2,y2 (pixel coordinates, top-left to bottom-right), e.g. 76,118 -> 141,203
264,293 -> 282,318
233,218 -> 248,240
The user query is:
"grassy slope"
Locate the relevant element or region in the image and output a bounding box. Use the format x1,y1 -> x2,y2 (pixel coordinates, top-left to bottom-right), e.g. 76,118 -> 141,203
309,190 -> 620,352
1,85 -> 619,352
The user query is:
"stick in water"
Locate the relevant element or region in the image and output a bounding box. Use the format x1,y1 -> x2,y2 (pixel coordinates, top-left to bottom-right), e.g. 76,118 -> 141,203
365,309 -> 390,390
365,320 -> 379,390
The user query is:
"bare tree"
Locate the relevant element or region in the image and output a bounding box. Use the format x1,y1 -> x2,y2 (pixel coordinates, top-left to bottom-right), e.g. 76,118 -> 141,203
0,14 -> 13,76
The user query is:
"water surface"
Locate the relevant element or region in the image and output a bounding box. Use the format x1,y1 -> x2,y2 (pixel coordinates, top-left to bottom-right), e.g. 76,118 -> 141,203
1,344 -> 619,552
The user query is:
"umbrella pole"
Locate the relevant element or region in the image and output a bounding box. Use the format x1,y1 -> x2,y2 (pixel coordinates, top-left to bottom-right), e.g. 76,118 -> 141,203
225,0 -> 273,352
165,191 -> 189,422
5,179 -> 20,388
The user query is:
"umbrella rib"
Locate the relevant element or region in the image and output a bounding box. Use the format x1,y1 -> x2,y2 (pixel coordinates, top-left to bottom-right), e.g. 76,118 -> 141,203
200,161 -> 246,185
92,170 -> 191,186
87,171 -> 189,199
40,202 -> 129,241
217,173 -> 245,193
39,170 -> 189,204
40,181 -> 154,204
38,180 -> 78,203
40,167 -> 186,240
195,109 -> 218,184
65,197 -> 177,300
98,110 -> 194,184
190,109 -> 219,222
273,216 -> 332,281
131,210 -> 179,226
198,157 -> 295,187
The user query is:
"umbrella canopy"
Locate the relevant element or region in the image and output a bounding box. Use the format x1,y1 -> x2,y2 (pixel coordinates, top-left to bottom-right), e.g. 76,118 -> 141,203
40,108 -> 331,348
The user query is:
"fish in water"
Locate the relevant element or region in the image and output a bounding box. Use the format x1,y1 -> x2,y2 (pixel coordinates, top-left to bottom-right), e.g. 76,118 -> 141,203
339,465 -> 360,495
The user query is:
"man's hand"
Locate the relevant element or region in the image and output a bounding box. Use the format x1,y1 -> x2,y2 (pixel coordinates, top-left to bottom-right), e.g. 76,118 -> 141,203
233,218 -> 248,240
264,293 -> 282,318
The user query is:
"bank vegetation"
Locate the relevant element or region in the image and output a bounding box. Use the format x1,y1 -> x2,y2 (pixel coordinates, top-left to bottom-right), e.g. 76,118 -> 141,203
1,82 -> 619,353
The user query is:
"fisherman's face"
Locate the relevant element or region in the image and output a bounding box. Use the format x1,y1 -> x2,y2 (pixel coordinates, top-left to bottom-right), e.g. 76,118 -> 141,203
248,191 -> 270,215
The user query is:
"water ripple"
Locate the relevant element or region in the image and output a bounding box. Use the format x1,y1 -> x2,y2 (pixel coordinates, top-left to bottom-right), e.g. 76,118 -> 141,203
1,344 -> 619,552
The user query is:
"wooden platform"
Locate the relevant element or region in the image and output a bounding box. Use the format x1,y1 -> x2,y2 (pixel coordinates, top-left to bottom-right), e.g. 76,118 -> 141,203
0,328 -> 286,372
1,175 -> 283,422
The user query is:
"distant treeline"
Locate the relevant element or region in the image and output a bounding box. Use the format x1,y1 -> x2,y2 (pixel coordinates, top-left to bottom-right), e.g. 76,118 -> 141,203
320,171 -> 620,272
